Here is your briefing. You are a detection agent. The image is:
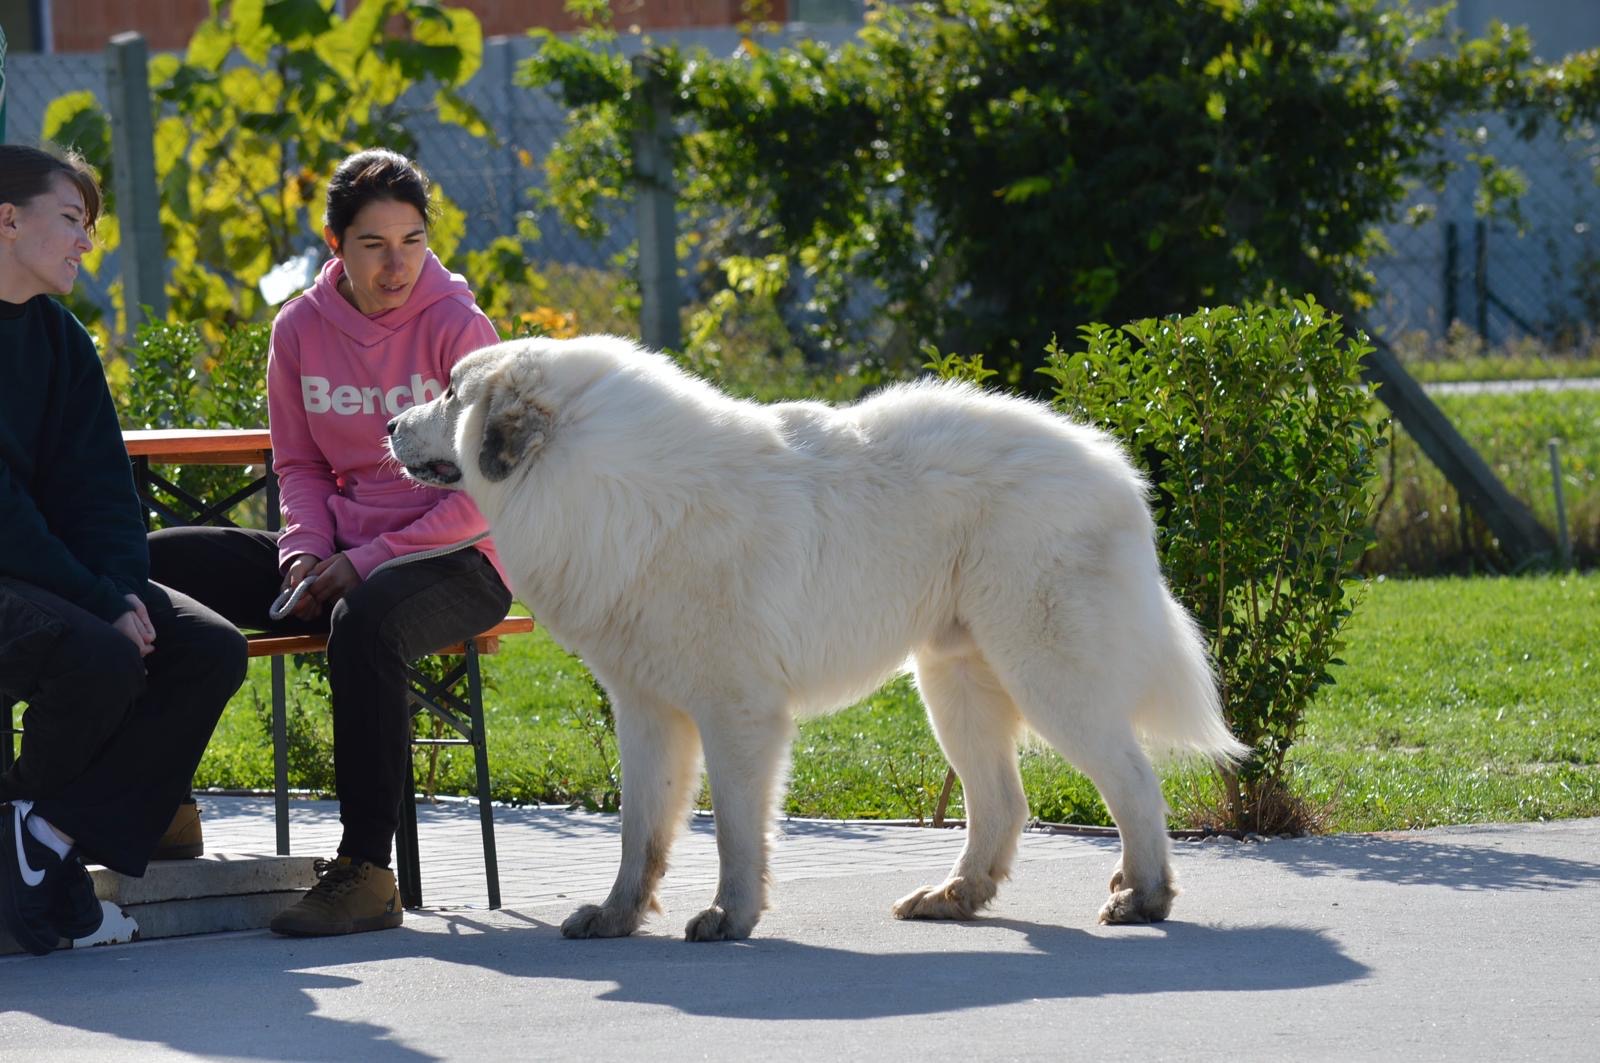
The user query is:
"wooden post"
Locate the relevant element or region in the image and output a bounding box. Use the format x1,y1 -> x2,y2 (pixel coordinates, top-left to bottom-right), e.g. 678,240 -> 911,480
1361,334 -> 1555,568
631,54 -> 681,352
106,32 -> 167,338
1548,440 -> 1572,572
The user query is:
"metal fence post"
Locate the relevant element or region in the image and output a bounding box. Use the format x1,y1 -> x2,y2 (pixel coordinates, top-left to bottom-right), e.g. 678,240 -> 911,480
1443,221 -> 1459,332
1473,219 -> 1488,340
105,32 -> 167,338
486,36 -> 517,238
631,54 -> 681,352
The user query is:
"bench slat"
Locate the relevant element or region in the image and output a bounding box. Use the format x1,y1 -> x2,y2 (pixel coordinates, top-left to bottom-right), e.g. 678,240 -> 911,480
245,615 -> 534,659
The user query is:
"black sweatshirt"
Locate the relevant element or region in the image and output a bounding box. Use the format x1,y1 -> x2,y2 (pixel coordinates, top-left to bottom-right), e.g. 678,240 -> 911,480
0,295 -> 148,622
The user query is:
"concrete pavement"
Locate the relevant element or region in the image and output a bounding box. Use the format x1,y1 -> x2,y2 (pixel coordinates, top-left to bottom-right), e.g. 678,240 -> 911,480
2,797 -> 1598,1060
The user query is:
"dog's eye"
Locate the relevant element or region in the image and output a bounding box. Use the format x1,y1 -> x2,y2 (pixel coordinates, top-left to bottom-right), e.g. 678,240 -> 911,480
444,386 -> 455,401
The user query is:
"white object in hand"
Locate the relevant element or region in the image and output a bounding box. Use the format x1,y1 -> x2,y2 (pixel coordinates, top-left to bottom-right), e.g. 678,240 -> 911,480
268,573 -> 318,621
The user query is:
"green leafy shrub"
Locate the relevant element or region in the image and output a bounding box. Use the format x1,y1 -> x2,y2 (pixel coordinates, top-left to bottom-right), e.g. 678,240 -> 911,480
1043,299 -> 1386,832
115,317 -> 274,528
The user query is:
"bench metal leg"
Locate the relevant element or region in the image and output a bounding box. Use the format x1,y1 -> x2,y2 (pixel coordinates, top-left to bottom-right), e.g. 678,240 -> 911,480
400,646 -> 501,911
395,748 -> 423,910
465,643 -> 501,910
271,655 -> 290,856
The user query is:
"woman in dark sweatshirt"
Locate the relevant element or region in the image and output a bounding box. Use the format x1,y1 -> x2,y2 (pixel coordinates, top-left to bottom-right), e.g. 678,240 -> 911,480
0,144 -> 246,957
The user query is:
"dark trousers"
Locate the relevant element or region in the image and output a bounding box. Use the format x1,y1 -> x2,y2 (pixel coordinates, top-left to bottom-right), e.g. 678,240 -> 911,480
147,527 -> 511,867
0,577 -> 246,876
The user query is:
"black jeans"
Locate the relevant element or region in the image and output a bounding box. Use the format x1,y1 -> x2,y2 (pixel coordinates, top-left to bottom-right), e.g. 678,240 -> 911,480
147,527 -> 512,867
0,578 -> 246,876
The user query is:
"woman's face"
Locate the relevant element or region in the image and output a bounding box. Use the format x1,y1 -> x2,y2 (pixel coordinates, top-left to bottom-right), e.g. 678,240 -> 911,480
0,173 -> 94,301
326,197 -> 428,314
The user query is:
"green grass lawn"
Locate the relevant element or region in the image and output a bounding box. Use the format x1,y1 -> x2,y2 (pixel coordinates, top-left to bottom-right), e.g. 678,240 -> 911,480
1287,572 -> 1600,830
189,571 -> 1600,833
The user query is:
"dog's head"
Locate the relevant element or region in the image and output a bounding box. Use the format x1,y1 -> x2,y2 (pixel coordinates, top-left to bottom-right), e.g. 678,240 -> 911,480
388,340 -> 553,492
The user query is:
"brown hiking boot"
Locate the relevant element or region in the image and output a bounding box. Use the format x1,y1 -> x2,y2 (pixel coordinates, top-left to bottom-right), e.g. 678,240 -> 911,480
151,800 -> 203,860
270,857 -> 402,937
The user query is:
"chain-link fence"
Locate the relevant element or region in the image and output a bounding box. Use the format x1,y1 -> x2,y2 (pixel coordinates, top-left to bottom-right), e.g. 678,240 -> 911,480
1369,121 -> 1600,352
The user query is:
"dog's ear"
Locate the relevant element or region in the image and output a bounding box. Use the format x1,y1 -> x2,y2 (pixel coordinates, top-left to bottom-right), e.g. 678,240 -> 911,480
478,366 -> 550,482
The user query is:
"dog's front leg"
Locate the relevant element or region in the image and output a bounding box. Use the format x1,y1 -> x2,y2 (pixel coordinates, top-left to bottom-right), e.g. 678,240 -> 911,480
562,696 -> 702,939
685,710 -> 792,942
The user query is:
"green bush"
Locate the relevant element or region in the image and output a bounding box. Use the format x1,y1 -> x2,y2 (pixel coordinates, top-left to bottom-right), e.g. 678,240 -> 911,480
114,317 -> 275,528
1043,299 -> 1386,832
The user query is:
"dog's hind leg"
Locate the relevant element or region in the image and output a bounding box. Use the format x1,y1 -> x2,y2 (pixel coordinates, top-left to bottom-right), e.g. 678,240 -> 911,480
562,693 -> 702,939
989,649 -> 1177,925
684,708 -> 793,942
893,644 -> 1028,921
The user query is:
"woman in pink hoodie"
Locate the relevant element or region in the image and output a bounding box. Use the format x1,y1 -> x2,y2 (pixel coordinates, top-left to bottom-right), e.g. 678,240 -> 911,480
149,149 -> 511,936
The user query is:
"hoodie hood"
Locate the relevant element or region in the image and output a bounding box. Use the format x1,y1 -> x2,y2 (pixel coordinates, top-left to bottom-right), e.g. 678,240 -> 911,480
299,250 -> 478,348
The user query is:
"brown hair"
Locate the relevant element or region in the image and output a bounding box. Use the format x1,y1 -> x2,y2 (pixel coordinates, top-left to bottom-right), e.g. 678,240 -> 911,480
324,148 -> 433,250
0,144 -> 103,231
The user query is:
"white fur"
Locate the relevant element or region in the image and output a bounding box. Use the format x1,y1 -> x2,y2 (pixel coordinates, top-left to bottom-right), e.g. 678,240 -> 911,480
389,335 -> 1246,940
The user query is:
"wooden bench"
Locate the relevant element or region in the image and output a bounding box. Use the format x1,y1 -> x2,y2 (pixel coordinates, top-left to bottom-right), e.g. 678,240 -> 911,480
248,614 -> 536,911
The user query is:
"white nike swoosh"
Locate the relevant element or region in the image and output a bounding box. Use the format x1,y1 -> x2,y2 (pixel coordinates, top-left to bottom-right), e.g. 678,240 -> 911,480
14,805 -> 45,888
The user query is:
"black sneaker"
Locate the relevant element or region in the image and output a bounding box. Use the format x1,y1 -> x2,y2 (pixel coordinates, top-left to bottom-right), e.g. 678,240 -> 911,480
50,856 -> 103,940
0,801 -> 67,956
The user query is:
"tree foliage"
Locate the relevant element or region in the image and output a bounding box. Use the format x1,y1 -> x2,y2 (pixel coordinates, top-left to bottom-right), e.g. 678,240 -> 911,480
520,0 -> 1600,382
44,0 -> 493,334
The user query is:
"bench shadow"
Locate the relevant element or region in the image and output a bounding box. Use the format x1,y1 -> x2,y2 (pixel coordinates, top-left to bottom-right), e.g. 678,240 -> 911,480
0,912 -> 1365,1055
1205,831 -> 1600,892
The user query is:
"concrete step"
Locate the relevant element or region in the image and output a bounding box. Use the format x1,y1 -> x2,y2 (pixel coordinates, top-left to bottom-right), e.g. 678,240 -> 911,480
1,852 -> 317,956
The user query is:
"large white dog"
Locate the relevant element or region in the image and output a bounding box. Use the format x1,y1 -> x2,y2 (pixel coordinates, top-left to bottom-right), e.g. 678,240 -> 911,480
388,335 -> 1244,941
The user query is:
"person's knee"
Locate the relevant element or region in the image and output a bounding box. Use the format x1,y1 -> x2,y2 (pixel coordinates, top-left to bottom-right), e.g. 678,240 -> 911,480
326,599 -> 404,669
205,622 -> 249,694
156,611 -> 248,701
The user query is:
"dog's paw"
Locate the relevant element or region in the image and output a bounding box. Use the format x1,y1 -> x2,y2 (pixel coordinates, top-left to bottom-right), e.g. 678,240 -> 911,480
1096,882 -> 1175,925
684,905 -> 755,942
891,876 -> 992,921
560,903 -> 640,939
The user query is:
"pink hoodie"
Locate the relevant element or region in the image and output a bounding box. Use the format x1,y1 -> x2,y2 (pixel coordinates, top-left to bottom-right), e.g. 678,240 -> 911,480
266,251 -> 505,583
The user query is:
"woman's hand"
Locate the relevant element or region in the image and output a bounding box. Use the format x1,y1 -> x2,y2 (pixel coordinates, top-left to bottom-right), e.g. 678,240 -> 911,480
279,553 -> 323,621
284,553 -> 360,620
281,553 -> 319,592
114,593 -> 156,657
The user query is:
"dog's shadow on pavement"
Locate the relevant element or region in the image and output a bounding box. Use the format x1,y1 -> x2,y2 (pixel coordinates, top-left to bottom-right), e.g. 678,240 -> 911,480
501,918 -> 1368,1020
0,913 -> 1361,1054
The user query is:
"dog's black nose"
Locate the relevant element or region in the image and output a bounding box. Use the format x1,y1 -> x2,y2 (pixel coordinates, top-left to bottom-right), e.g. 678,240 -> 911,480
385,419 -> 397,436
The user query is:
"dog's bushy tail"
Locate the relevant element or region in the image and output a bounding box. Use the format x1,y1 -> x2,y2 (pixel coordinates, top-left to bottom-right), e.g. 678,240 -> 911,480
1133,592 -> 1248,763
